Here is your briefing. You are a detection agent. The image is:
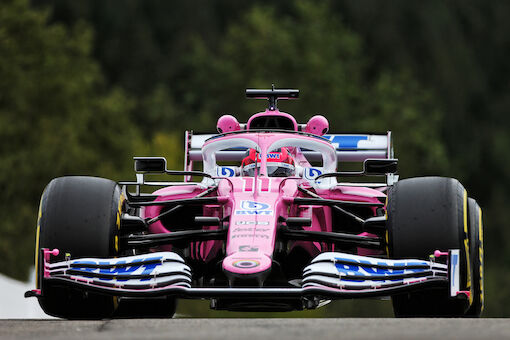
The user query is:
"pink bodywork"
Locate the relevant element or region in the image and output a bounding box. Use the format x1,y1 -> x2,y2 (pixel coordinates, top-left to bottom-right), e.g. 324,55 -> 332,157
144,110 -> 386,279
247,109 -> 298,130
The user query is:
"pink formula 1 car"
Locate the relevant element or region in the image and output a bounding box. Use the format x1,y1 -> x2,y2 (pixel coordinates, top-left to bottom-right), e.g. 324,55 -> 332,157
26,88 -> 484,318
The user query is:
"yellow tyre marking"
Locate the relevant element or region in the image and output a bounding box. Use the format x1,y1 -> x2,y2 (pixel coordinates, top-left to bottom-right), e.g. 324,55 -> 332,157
112,192 -> 126,311
463,190 -> 472,305
115,193 -> 125,253
113,296 -> 119,311
478,206 -> 484,311
113,192 -> 125,310
116,193 -> 125,230
385,230 -> 389,256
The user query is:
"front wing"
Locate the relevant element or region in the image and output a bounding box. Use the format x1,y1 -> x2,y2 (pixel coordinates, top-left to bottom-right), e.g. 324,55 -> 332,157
26,248 -> 466,301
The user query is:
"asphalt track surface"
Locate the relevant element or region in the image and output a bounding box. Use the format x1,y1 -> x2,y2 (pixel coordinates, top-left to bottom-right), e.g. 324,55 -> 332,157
1,318 -> 509,340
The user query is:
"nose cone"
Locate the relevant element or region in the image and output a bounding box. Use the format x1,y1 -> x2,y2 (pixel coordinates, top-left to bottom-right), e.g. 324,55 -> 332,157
223,252 -> 272,281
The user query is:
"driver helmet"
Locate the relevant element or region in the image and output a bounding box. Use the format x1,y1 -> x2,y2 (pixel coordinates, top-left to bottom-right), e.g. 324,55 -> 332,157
241,148 -> 295,177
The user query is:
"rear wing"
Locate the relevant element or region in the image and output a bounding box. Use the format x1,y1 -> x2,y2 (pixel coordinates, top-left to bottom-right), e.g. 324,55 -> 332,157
184,131 -> 393,166
323,132 -> 393,162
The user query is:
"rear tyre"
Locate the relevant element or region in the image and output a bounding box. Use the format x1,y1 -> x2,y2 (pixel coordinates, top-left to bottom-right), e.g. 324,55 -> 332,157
387,177 -> 471,317
36,176 -> 122,319
465,198 -> 484,316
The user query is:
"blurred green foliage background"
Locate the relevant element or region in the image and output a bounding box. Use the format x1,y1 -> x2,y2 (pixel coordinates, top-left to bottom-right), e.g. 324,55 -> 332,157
1,0 -> 509,317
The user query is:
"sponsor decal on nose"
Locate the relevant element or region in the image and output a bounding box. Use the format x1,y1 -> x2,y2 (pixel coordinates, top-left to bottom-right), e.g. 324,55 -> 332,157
235,200 -> 273,215
235,221 -> 270,225
232,259 -> 260,269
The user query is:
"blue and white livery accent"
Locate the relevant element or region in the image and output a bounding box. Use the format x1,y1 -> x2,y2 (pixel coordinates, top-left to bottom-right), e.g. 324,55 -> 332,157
303,252 -> 450,290
216,166 -> 237,177
45,252 -> 192,289
323,134 -> 387,151
449,249 -> 460,297
235,200 -> 273,215
303,167 -> 323,180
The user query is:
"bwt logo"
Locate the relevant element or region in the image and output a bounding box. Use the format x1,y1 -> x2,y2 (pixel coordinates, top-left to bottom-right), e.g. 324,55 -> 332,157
241,201 -> 270,210
304,168 -> 322,179
266,153 -> 281,160
235,200 -> 273,215
72,257 -> 163,281
334,257 -> 427,282
255,153 -> 282,161
217,167 -> 235,177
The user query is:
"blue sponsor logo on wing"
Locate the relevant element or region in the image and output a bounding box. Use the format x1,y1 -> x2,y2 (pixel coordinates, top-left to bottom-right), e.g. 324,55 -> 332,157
334,257 -> 427,282
72,256 -> 163,281
324,135 -> 368,150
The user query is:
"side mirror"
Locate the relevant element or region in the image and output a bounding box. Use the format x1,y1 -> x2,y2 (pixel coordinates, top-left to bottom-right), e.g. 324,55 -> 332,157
363,159 -> 398,175
134,157 -> 167,173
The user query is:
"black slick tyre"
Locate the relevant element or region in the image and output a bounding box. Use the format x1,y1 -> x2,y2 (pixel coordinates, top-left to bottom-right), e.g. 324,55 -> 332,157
35,176 -> 123,319
387,177 -> 471,317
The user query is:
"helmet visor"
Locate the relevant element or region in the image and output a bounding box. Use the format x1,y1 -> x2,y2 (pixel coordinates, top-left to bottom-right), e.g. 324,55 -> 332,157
242,162 -> 295,177
267,162 -> 295,177
242,163 -> 259,177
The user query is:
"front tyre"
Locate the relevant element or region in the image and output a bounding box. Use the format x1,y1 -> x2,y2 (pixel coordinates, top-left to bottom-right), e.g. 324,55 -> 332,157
387,177 -> 472,317
36,176 -> 123,319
